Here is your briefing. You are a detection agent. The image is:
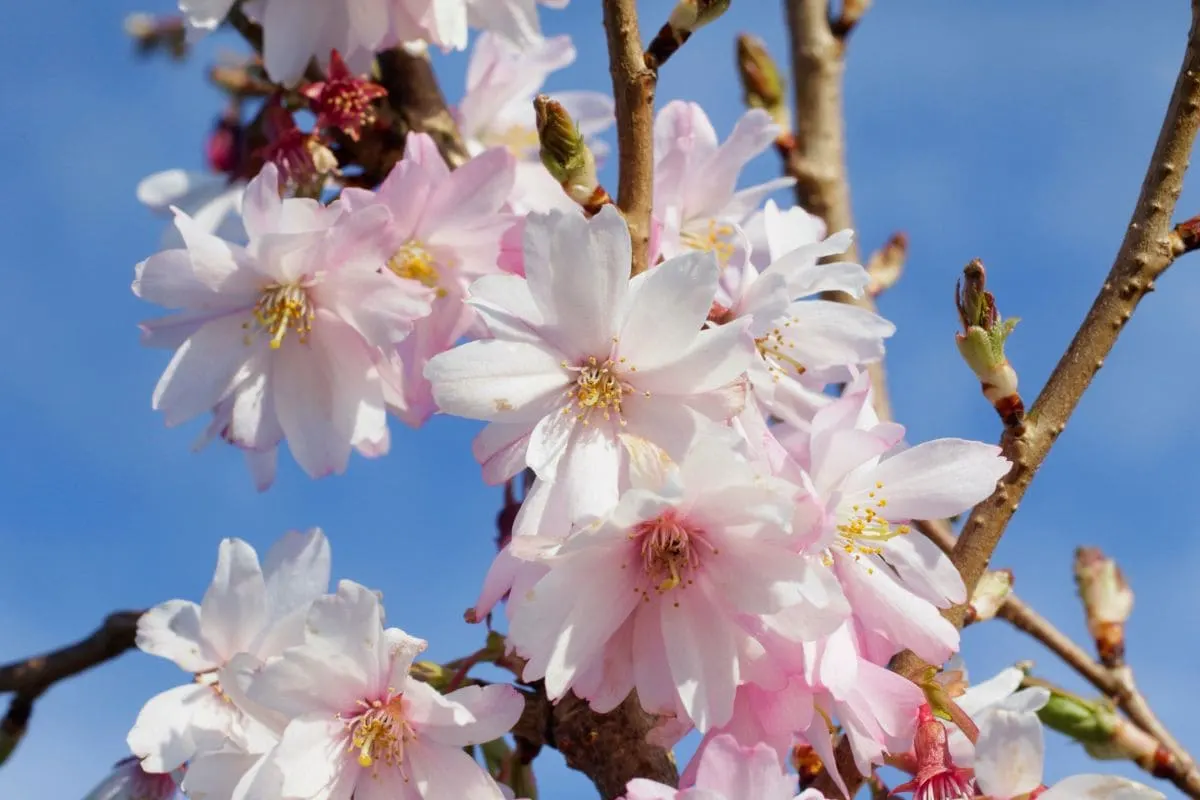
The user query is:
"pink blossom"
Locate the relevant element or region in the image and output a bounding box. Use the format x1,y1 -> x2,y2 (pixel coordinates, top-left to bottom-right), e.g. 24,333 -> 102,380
426,206 -> 756,526
623,734 -> 822,800
339,133 -> 517,425
241,581 -> 523,800
456,33 -> 614,213
653,102 -> 795,266
506,439 -> 846,731
134,162 -> 432,486
128,530 -> 330,772
465,0 -> 569,49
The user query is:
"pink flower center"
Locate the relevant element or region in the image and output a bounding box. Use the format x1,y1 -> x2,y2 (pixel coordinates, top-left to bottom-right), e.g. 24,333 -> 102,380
346,694 -> 417,772
562,355 -> 636,425
246,283 -> 315,350
388,241 -> 446,297
631,510 -> 716,601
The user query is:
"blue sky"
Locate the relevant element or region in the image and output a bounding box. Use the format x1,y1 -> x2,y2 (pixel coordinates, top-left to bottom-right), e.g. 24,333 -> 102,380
2,1 -> 1199,798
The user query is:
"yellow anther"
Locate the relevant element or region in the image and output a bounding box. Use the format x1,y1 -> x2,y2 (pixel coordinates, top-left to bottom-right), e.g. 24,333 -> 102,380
250,283 -> 314,350
388,241 -> 446,297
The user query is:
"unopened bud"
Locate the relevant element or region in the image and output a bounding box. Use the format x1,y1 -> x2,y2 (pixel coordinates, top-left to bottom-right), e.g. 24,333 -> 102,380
866,231 -> 907,297
1074,547 -> 1133,668
667,0 -> 732,34
1037,687 -> 1115,747
892,704 -> 975,799
736,35 -> 788,130
410,660 -> 452,691
955,259 -> 1023,427
965,568 -> 1013,625
791,744 -> 824,789
535,95 -> 609,214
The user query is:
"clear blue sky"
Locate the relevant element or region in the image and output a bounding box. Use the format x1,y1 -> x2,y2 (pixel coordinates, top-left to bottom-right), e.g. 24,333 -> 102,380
2,1 -> 1199,798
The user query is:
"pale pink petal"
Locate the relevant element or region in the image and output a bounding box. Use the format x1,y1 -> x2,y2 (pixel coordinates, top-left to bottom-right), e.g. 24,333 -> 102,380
778,301 -> 894,370
633,607 -> 679,715
632,321 -> 755,395
421,147 -> 515,239
262,528 -> 331,621
409,739 -> 506,800
688,109 -> 778,220
151,316 -> 259,427
1040,775 -> 1164,800
692,735 -> 797,799
974,708 -> 1045,799
468,274 -> 546,344
663,580 -> 739,731
406,682 -> 524,745
241,163 -> 284,242
261,1 -> 329,84
619,250 -> 720,370
199,538 -> 268,660
426,339 -> 567,422
136,599 -> 216,673
270,713 -> 352,798
844,439 -> 1010,520
473,421 -> 535,485
879,533 -> 966,606
623,779 -> 678,800
572,614 -> 636,713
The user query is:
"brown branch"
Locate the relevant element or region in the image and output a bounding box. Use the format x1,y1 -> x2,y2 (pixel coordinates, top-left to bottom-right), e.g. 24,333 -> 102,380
0,611 -> 143,766
375,47 -> 469,170
782,0 -> 891,420
603,0 -> 656,277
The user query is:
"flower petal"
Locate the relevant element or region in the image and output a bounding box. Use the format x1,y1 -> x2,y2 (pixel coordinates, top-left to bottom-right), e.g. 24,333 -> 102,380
199,538 -> 268,660
426,339 -> 567,424
974,708 -> 1045,799
405,682 -> 524,746
136,599 -> 216,673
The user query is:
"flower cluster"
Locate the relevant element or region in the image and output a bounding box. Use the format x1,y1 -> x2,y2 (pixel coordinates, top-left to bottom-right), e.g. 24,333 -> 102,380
129,531 -> 523,800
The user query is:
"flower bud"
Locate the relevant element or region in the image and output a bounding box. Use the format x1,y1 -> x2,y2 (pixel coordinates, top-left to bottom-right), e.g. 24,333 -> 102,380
1074,547 -> 1133,668
736,35 -> 789,130
1036,687 -> 1115,746
965,568 -> 1013,625
301,50 -> 388,142
667,0 -> 732,34
534,95 -> 610,214
892,704 -> 974,799
955,259 -> 1023,427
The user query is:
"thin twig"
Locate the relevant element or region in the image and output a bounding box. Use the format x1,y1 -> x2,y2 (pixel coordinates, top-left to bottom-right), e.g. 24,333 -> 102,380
603,0 -> 657,276
782,0 -> 891,420
0,611 -> 143,766
375,47 -> 469,169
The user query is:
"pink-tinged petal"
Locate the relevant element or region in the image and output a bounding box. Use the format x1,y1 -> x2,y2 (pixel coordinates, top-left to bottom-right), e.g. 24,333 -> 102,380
403,131 -> 453,181
246,447 -> 278,492
199,538 -> 268,660
663,580 -> 739,731
241,163 -> 284,241
620,250 -> 720,370
134,248 -> 250,311
384,627 -> 429,691
879,533 -> 966,606
557,90 -> 615,138
468,274 -> 546,344
262,528 -> 331,621
521,207 -> 629,360
693,735 -> 798,799
406,682 -> 524,745
471,543 -> 532,620
374,159 -> 437,240
956,667 -> 1025,718
623,779 -> 678,800
251,229 -> 331,285
1040,775 -> 1164,800
555,423 -> 623,521
510,545 -> 637,700
408,739 -> 506,800
758,566 -> 850,643
810,428 -> 894,497
225,362 -> 284,451
354,766 -> 422,800
136,599 -> 216,673
318,265 -> 433,349
721,178 -> 797,224
573,614 -> 636,713
633,321 -> 755,395
426,339 -> 567,423
151,316 -> 259,427
172,209 -> 261,290
261,2 -> 328,84
270,713 -> 351,798
182,748 -> 269,800
473,421 -> 534,485
632,607 -> 679,715
421,147 -> 516,239
620,398 -> 701,464
974,708 -> 1045,799
801,708 -> 850,799
139,308 -> 242,350
765,232 -> 859,295
837,556 -> 959,664
845,439 -> 1010,520
127,683 -> 212,772
757,200 -> 827,263
706,538 -> 818,615
654,100 -> 719,178
779,301 -> 894,370
688,109 -> 778,221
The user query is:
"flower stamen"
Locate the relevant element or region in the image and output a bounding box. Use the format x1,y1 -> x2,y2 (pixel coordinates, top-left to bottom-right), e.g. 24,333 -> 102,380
630,511 -> 716,603
835,481 -> 910,567
562,356 -> 633,425
755,319 -> 807,381
388,241 -> 445,297
345,695 -> 416,773
247,283 -> 314,349
680,219 -> 737,265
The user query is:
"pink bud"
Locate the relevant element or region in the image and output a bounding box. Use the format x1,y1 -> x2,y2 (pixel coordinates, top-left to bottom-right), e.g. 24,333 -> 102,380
892,705 -> 975,800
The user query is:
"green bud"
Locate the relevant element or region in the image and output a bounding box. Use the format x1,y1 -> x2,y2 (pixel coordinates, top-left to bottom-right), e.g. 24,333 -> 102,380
668,0 -> 732,34
1036,689 -> 1117,746
955,259 -> 1020,398
737,35 -> 785,117
534,95 -> 598,201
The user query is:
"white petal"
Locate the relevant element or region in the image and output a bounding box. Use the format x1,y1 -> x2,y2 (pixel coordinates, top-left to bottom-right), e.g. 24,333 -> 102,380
662,580 -> 738,731
974,708 -> 1045,799
620,250 -> 720,371
1040,775 -> 1165,800
409,739 -> 506,800
136,599 -> 216,673
405,681 -> 524,746
426,339 -> 567,423
199,538 -> 268,661
152,316 -> 259,427
269,713 -> 350,798
632,321 -> 755,395
879,533 -> 966,606
127,683 -> 210,772
262,528 -> 331,621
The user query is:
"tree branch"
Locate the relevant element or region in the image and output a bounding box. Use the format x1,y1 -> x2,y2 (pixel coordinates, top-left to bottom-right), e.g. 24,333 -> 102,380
0,611 -> 143,766
375,47 -> 469,169
782,0 -> 892,419
603,0 -> 657,276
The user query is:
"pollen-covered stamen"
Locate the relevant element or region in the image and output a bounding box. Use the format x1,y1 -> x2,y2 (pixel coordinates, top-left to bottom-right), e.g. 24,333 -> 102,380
562,355 -> 636,425
388,241 -> 446,298
345,694 -> 417,772
755,317 -> 807,381
193,669 -> 232,703
484,124 -> 541,157
247,283 -> 315,349
836,481 -> 910,562
630,510 -> 717,601
680,219 -> 737,265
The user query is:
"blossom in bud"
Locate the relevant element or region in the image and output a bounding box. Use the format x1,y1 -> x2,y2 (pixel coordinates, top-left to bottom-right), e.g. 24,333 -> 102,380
128,531 -> 330,772
1035,686 -> 1121,750
301,50 -> 387,142
736,35 -> 789,131
1074,547 -> 1133,668
965,568 -> 1013,625
955,259 -> 1023,426
255,103 -> 333,195
667,0 -> 731,34
893,705 -> 975,800
623,734 -> 822,800
534,94 -> 603,209
82,757 -> 180,800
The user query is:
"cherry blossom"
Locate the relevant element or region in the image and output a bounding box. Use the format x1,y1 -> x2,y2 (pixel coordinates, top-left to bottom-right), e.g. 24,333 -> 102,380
340,133 -> 517,425
240,580 -> 524,800
128,530 -> 330,773
426,206 -> 756,526
134,162 -> 432,485
892,704 -> 975,800
972,688 -> 1163,800
456,33 -> 614,213
465,0 -> 569,49
506,438 -> 847,732
653,101 -> 795,266
623,734 -> 824,800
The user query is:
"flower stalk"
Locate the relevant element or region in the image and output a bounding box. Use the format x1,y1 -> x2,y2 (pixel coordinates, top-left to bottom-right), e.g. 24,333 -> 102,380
955,259 -> 1023,429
